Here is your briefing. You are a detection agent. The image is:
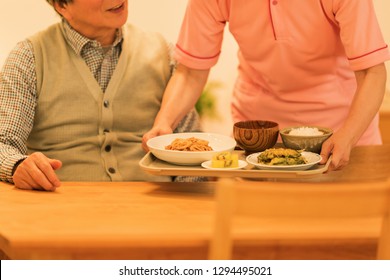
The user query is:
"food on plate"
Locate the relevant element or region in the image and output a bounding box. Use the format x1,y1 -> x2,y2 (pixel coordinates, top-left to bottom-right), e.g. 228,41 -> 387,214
288,126 -> 324,136
211,152 -> 238,168
257,148 -> 308,165
165,137 -> 213,151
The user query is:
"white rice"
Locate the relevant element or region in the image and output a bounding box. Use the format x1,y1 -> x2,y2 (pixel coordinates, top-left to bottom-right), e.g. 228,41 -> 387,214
288,127 -> 324,136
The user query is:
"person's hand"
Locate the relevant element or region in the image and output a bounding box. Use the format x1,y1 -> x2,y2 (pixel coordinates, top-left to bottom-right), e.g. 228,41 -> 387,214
319,129 -> 354,171
13,152 -> 62,191
142,125 -> 173,151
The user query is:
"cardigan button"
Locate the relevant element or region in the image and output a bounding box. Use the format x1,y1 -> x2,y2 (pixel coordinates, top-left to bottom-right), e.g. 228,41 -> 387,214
103,100 -> 110,108
105,145 -> 112,152
108,167 -> 116,174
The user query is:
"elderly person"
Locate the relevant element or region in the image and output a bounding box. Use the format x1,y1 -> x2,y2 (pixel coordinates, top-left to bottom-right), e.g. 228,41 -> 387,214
0,0 -> 202,191
143,0 -> 390,171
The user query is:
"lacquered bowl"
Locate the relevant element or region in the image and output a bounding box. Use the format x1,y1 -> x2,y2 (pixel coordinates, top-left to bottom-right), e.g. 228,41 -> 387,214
233,120 -> 279,154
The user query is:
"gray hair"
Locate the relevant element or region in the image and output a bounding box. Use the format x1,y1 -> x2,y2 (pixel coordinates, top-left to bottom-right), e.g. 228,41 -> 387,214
46,0 -> 73,16
46,0 -> 73,7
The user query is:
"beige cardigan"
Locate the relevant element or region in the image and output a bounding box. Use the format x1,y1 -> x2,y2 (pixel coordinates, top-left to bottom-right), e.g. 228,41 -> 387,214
28,23 -> 176,182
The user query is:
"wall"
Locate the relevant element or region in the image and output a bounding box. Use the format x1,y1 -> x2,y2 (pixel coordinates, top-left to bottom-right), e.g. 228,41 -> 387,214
1,0 -> 389,135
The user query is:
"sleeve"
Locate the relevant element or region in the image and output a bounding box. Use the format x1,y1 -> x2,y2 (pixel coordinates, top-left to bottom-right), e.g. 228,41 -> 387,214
0,40 -> 36,183
174,108 -> 203,133
168,38 -> 207,182
170,107 -> 208,182
334,0 -> 390,70
174,0 -> 228,70
172,108 -> 209,182
165,41 -> 176,73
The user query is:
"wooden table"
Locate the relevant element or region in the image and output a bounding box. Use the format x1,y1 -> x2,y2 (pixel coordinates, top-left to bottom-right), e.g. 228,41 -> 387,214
275,143 -> 390,183
1,144 -> 389,260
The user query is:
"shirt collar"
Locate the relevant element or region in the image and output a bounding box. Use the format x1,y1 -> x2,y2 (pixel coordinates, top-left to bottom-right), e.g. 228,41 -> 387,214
61,19 -> 123,55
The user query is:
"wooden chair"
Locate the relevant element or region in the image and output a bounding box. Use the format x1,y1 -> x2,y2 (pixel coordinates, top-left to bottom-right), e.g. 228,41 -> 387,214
379,90 -> 390,144
209,178 -> 390,260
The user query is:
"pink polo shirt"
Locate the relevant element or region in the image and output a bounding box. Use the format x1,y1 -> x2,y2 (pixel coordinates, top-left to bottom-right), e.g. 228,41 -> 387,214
174,0 -> 390,145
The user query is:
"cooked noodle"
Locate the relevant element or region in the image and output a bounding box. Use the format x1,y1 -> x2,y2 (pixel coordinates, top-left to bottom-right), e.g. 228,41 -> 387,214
165,137 -> 213,151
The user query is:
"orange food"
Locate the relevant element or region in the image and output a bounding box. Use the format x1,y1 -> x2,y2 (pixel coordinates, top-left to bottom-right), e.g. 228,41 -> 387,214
165,137 -> 213,151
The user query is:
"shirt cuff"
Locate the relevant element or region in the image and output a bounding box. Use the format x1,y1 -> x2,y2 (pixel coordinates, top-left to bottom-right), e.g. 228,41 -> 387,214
0,155 -> 28,184
174,44 -> 219,70
349,46 -> 390,71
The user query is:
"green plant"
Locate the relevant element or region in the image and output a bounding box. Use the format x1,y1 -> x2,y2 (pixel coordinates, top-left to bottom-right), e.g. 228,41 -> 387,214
195,81 -> 222,119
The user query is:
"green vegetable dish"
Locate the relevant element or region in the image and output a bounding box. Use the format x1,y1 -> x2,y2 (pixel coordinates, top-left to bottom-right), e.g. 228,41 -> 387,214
257,148 -> 308,165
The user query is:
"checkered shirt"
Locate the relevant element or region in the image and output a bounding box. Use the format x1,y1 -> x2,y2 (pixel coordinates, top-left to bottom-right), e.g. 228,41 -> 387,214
0,20 -> 202,183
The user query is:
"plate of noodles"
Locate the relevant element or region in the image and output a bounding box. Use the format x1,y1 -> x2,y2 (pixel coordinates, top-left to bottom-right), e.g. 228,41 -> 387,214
146,132 -> 237,165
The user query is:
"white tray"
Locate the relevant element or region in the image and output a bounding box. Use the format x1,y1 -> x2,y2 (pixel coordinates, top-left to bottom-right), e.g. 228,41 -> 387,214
139,151 -> 330,179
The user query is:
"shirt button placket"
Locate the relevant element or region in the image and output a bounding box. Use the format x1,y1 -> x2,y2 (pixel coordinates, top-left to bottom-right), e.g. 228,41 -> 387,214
102,99 -> 111,135
270,0 -> 288,40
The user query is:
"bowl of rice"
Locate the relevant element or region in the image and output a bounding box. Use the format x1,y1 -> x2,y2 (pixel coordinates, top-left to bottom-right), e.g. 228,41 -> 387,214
279,126 -> 333,153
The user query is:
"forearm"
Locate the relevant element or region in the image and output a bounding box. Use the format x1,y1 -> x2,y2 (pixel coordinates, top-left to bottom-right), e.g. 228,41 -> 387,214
0,40 -> 37,182
341,63 -> 387,145
153,64 -> 210,130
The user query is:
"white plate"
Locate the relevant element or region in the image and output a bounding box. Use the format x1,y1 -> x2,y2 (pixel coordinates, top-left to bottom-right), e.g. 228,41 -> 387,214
147,132 -> 236,165
201,160 -> 248,170
246,151 -> 322,171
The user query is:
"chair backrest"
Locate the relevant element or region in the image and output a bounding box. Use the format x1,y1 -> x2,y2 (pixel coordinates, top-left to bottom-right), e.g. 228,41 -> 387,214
208,178 -> 390,260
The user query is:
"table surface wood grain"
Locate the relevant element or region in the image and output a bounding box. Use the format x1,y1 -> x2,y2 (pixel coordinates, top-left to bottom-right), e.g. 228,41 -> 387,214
0,144 -> 389,260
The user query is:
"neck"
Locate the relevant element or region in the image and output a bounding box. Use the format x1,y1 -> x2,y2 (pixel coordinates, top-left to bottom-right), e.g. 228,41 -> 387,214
68,22 -> 117,46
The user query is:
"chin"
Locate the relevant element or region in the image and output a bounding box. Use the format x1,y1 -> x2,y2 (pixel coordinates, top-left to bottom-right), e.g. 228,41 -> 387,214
113,14 -> 128,27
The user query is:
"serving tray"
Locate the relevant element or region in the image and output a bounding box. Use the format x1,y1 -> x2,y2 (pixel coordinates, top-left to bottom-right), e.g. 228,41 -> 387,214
139,151 -> 331,179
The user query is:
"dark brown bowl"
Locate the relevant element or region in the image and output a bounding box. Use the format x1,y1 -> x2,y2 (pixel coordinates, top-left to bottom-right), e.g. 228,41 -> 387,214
233,120 -> 279,154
